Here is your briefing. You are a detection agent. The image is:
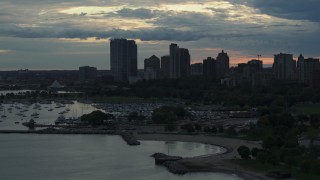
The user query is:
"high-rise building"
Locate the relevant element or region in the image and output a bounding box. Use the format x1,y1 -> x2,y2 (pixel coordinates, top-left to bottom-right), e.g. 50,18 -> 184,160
248,60 -> 263,72
297,54 -> 320,84
144,55 -> 160,71
161,55 -> 170,78
203,57 -> 217,80
144,55 -> 160,80
190,63 -> 203,76
79,66 -> 97,82
169,44 -> 190,78
216,50 -> 229,78
179,48 -> 191,77
170,43 -> 180,79
273,53 -> 296,80
110,38 -> 137,82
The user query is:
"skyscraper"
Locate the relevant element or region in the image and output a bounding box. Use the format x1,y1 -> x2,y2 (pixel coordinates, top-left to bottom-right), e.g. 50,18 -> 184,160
170,43 -> 180,79
273,53 -> 296,80
216,50 -> 230,78
169,44 -> 190,79
110,38 -> 137,82
179,48 -> 191,77
144,55 -> 160,80
203,57 -> 217,80
297,54 -> 320,84
161,55 -> 170,78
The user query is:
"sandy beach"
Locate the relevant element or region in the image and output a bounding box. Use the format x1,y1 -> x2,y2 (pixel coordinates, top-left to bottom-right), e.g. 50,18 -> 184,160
136,133 -> 272,180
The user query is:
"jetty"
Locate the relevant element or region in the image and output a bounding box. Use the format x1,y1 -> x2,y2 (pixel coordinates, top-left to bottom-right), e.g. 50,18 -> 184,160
0,129 -> 141,146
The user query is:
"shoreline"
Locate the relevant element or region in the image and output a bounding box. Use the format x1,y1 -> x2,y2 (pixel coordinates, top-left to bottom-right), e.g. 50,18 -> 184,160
136,133 -> 271,180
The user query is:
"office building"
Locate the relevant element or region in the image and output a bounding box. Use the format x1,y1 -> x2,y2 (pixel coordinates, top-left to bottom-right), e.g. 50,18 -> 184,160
190,63 -> 203,76
169,44 -> 190,78
273,53 -> 296,80
110,38 -> 137,82
216,50 -> 230,78
161,55 -> 170,78
203,57 -> 217,80
144,55 -> 160,80
297,54 -> 320,84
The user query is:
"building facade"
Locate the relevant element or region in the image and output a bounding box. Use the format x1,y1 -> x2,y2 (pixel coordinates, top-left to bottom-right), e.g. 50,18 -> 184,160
161,55 -> 170,78
190,63 -> 203,76
273,53 -> 296,80
216,50 -> 230,78
169,44 -> 190,79
110,38 -> 137,82
203,57 -> 217,80
144,55 -> 160,80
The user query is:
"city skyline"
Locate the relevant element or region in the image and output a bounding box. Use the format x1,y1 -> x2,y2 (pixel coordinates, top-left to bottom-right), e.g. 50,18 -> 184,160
0,0 -> 320,70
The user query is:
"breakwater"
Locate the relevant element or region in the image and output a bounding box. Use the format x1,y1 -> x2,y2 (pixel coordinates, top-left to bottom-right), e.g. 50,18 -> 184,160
0,129 -> 141,146
152,153 -> 188,174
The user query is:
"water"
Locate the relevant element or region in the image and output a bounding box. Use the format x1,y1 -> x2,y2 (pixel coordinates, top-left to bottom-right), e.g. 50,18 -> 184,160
0,134 -> 241,180
0,101 -> 99,130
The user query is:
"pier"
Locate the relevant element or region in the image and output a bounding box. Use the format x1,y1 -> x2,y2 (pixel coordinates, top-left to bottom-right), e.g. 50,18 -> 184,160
0,129 -> 141,146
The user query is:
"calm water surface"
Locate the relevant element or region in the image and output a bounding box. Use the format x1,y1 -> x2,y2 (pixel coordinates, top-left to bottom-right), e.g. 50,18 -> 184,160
0,101 -> 99,130
0,134 -> 241,180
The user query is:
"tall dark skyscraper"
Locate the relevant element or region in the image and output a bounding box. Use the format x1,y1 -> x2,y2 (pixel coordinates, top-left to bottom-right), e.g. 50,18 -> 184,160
110,38 -> 137,82
170,43 -> 180,79
161,55 -> 170,78
273,53 -> 296,80
169,44 -> 190,79
203,57 -> 217,80
297,54 -> 320,84
216,50 -> 230,78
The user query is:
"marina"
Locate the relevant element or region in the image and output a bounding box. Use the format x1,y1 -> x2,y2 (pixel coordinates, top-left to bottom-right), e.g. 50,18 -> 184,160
0,100 -> 100,130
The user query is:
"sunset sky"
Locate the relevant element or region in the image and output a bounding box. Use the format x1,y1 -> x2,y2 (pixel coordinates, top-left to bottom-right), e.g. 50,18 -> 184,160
0,0 -> 319,70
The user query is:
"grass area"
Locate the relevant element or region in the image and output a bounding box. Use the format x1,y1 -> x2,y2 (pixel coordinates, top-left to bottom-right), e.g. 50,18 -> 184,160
293,103 -> 320,115
231,159 -> 320,180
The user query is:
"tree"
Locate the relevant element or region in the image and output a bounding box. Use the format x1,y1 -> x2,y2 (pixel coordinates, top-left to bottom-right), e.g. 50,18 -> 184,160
251,148 -> 259,158
81,110 -> 115,126
237,146 -> 251,159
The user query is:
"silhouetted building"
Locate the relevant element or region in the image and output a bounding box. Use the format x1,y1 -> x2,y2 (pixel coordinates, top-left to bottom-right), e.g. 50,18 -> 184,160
190,63 -> 203,76
203,57 -> 217,80
248,60 -> 263,71
273,53 -> 296,80
312,64 -> 320,88
169,44 -> 190,78
161,55 -> 170,78
144,55 -> 160,79
179,48 -> 191,77
297,54 -> 320,84
170,43 -> 180,79
216,50 -> 229,78
110,38 -> 137,82
79,66 -> 97,82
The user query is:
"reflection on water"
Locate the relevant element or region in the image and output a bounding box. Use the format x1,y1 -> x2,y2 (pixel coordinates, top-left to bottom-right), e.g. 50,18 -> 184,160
0,134 -> 241,180
0,101 -> 100,130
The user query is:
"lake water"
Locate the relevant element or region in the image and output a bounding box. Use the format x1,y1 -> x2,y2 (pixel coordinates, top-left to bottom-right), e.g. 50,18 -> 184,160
0,101 -> 99,130
0,134 -> 241,180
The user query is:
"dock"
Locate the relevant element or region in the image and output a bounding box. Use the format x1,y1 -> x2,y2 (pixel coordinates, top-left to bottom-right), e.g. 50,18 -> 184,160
0,129 -> 141,146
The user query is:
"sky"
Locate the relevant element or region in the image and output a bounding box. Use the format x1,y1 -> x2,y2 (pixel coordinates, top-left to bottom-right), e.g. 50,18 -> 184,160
0,0 -> 319,70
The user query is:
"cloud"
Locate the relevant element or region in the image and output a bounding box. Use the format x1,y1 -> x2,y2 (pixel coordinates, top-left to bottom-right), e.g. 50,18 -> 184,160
247,0 -> 320,22
0,49 -> 12,54
115,8 -> 157,19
